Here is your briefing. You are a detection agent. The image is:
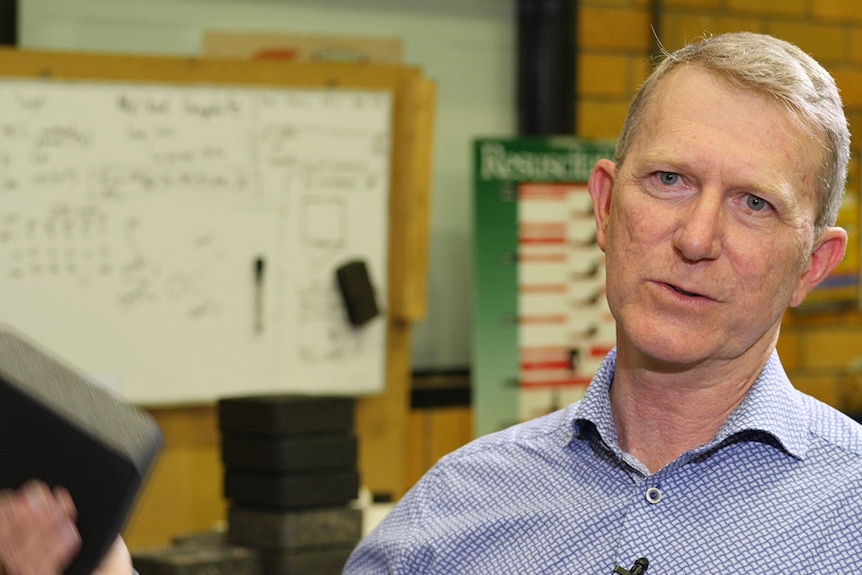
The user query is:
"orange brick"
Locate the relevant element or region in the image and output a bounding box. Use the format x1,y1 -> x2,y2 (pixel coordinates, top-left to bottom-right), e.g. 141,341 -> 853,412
628,55 -> 653,94
791,373 -> 843,408
846,159 -> 860,188
726,0 -> 806,15
664,0 -> 722,8
582,0 -> 651,7
785,307 -> 862,329
577,99 -> 629,140
831,69 -> 862,107
843,372 -> 862,413
776,329 -> 801,371
838,235 -> 858,276
579,7 -> 653,51
812,0 -> 862,21
837,190 -> 858,221
664,0 -> 722,10
579,54 -> 628,97
661,14 -> 764,52
849,29 -> 862,64
803,327 -> 862,370
766,22 -> 846,62
846,112 -> 862,150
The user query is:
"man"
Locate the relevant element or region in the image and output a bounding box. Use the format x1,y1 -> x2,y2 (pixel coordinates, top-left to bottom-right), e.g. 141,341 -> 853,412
344,32 -> 862,574
0,481 -> 132,575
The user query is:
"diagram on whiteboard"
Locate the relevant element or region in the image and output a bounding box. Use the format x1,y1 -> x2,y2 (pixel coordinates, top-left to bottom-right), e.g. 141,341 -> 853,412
0,79 -> 392,402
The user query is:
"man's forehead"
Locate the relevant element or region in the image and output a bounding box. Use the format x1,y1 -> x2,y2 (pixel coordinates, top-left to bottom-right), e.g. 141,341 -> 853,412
622,66 -> 821,217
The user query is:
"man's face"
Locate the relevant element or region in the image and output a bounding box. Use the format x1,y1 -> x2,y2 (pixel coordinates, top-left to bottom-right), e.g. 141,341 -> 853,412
588,65 -> 840,369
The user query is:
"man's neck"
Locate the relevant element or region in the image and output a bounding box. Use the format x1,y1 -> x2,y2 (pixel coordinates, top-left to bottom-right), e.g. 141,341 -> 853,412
609,346 -> 773,473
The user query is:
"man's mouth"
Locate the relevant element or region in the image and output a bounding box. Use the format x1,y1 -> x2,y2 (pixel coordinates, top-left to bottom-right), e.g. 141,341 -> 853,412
671,285 -> 699,297
665,283 -> 706,299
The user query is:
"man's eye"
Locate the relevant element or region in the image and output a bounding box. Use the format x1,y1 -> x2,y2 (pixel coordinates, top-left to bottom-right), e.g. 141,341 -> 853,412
657,171 -> 680,185
745,194 -> 769,211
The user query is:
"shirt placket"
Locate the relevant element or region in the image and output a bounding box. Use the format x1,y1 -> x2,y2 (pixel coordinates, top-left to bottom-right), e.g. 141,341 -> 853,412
615,471 -> 670,573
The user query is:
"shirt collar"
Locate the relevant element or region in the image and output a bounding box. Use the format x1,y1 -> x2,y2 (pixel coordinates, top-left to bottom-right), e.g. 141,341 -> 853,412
714,351 -> 809,458
572,349 -> 809,462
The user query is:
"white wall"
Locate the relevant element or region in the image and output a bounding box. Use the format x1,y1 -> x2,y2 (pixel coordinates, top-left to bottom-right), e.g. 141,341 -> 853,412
19,0 -> 518,370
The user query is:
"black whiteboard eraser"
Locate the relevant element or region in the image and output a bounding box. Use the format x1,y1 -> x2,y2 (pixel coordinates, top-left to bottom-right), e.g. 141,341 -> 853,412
335,260 -> 379,327
0,325 -> 163,575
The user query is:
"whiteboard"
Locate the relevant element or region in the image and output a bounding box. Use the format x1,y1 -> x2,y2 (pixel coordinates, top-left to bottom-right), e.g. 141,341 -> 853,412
0,79 -> 391,404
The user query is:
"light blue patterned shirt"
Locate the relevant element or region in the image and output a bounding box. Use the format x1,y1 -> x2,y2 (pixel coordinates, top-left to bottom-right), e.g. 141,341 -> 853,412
344,349 -> 862,574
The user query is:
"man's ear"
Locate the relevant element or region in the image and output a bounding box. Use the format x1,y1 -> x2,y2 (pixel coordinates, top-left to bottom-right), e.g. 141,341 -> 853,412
587,158 -> 616,252
790,227 -> 848,308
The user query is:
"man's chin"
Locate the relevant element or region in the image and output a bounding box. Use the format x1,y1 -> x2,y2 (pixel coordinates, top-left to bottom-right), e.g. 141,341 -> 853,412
618,327 -> 718,373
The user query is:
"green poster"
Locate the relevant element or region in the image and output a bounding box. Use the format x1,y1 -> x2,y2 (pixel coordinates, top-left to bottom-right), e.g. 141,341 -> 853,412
473,137 -> 617,437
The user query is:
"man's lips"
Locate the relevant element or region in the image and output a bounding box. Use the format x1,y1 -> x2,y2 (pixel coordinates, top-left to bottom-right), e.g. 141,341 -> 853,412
668,283 -> 701,297
659,281 -> 715,301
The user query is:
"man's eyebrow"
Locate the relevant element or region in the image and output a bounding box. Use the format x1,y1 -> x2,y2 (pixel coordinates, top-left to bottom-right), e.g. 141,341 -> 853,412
626,149 -> 685,172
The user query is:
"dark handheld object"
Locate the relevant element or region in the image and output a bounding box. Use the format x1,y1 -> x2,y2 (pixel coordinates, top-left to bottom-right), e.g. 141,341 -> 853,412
335,260 -> 380,326
0,325 -> 163,575
614,557 -> 649,575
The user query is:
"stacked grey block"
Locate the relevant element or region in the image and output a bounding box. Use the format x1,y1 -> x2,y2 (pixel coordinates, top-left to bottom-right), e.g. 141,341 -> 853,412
218,395 -> 362,575
131,541 -> 261,575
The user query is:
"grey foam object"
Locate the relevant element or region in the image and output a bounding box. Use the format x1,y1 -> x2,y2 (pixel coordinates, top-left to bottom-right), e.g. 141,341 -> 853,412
132,545 -> 261,575
218,395 -> 355,436
228,505 -> 362,549
224,469 -> 359,509
221,434 -> 358,472
260,545 -> 355,575
0,325 -> 163,575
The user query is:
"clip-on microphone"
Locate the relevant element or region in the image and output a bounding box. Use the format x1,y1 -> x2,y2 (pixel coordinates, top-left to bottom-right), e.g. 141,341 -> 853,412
613,557 -> 649,575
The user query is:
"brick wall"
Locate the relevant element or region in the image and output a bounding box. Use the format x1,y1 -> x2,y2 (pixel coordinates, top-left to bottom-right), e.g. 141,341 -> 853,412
577,0 -> 862,413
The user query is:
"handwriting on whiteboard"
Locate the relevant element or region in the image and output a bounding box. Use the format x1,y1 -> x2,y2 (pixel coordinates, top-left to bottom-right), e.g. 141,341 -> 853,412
0,79 -> 391,401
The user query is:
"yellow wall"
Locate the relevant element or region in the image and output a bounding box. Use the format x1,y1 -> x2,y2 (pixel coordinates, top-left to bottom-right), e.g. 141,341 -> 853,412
123,406 -> 225,549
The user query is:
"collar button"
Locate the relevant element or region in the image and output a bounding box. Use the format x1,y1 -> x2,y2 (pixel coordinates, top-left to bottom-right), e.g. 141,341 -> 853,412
645,486 -> 662,505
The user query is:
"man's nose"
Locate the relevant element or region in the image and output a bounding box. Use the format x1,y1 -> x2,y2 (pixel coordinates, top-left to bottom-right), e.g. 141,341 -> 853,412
671,192 -> 723,262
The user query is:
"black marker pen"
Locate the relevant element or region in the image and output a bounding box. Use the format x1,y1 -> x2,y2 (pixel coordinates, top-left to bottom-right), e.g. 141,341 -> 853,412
254,256 -> 265,333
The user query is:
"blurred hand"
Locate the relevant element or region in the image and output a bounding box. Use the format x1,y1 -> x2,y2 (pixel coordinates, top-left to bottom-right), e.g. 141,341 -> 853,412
0,480 -> 81,575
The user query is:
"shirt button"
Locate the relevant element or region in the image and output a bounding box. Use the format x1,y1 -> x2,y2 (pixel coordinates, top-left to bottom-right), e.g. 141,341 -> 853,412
645,486 -> 662,504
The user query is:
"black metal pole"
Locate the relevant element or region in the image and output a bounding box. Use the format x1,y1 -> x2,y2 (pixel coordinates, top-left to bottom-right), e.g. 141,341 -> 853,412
0,0 -> 16,46
651,0 -> 663,65
517,0 -> 576,135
